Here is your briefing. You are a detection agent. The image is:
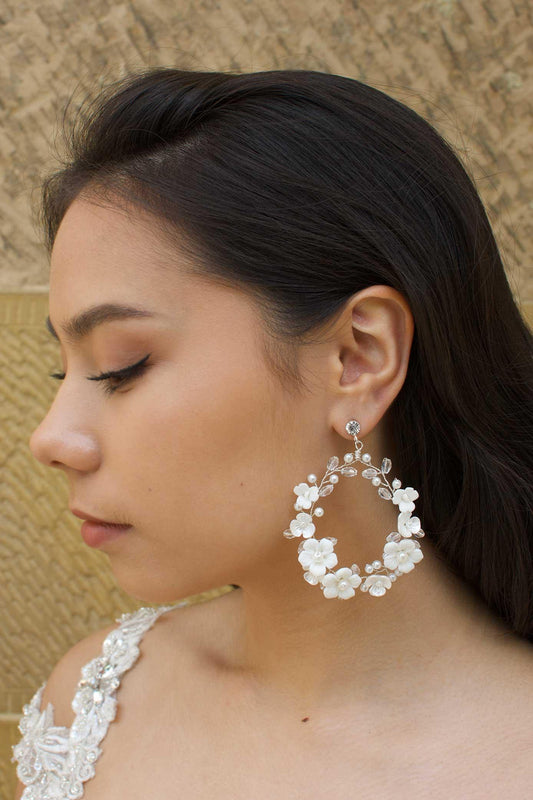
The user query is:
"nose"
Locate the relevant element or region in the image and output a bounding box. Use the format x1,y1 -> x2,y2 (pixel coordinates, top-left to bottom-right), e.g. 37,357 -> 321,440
29,406 -> 100,472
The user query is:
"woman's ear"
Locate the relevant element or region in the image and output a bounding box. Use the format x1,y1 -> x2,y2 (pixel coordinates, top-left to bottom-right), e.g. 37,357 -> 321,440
326,284 -> 414,440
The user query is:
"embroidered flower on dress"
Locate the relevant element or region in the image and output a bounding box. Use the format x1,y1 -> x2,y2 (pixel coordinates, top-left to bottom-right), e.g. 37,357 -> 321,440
293,482 -> 320,510
298,538 -> 338,577
320,567 -> 362,599
383,538 -> 424,573
289,512 -> 316,538
11,686 -> 69,775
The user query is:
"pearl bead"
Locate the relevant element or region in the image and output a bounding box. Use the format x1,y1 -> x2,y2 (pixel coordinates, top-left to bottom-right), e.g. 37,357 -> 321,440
343,453 -> 354,462
314,507 -> 324,517
364,564 -> 373,573
372,477 -> 381,486
362,453 -> 371,463
329,474 -> 339,484
307,474 -> 317,484
372,560 -> 381,569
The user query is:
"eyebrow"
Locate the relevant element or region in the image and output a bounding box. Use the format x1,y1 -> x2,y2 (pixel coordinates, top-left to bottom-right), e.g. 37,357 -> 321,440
45,303 -> 157,345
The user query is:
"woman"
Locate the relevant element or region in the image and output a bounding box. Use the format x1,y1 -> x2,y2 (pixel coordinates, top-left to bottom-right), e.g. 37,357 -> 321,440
13,68 -> 532,798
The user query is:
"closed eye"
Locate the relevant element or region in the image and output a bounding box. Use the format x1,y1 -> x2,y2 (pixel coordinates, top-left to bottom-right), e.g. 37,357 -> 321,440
49,354 -> 152,396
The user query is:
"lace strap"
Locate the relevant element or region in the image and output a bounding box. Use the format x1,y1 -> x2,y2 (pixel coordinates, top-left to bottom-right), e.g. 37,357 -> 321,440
11,602 -> 187,799
61,602 -> 185,798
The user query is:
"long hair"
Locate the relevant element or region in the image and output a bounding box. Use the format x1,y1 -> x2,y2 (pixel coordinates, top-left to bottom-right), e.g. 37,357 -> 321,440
40,68 -> 533,640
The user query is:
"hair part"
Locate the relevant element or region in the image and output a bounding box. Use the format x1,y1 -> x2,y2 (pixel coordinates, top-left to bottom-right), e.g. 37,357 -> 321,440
40,67 -> 533,640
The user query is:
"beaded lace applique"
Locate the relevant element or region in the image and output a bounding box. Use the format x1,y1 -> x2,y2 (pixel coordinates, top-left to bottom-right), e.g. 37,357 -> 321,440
11,602 -> 186,799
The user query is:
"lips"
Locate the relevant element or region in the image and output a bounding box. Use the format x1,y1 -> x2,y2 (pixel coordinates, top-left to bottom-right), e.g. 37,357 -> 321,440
70,508 -> 128,526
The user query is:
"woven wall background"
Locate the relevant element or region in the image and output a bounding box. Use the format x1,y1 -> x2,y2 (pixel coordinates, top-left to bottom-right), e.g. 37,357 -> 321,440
1,1 -> 531,796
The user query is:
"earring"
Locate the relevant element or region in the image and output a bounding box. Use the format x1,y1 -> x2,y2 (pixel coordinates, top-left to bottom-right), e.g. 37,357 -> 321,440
282,419 -> 425,598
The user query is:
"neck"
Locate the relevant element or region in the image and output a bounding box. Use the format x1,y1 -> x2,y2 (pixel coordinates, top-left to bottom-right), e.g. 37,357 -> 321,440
202,538 -> 515,720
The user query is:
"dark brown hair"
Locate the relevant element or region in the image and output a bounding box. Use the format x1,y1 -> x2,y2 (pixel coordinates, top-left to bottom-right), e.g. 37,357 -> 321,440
40,68 -> 533,640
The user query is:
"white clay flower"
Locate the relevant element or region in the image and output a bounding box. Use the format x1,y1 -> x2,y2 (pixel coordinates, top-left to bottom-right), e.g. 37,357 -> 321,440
392,486 -> 419,513
382,539 -> 423,573
289,512 -> 316,538
298,538 -> 338,577
397,511 -> 421,538
320,567 -> 362,599
362,574 -> 393,597
293,482 -> 320,510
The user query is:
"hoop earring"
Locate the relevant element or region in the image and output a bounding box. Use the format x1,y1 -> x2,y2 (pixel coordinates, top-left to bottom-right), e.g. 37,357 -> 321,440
282,419 -> 425,598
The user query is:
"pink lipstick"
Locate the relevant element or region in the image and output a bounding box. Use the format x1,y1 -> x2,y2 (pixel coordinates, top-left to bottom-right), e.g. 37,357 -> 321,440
80,520 -> 132,548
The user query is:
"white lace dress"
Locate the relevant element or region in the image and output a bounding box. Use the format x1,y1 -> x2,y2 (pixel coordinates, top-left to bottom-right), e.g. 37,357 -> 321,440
11,601 -> 188,799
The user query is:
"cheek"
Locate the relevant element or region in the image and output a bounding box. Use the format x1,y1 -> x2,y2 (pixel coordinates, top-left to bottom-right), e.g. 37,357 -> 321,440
123,350 -> 299,558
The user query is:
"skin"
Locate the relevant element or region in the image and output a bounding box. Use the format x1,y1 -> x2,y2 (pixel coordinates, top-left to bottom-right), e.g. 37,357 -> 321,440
29,195 -> 532,794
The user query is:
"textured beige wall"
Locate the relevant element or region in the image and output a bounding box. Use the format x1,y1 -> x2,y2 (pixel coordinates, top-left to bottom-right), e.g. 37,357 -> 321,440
1,0 -> 531,796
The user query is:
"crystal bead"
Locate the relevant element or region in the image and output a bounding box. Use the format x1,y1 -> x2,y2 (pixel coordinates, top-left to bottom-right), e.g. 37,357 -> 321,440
327,456 -> 339,470
345,420 -> 360,435
381,457 -> 392,474
378,487 -> 393,500
362,468 -> 378,478
283,529 -> 298,538
412,529 -> 425,538
386,532 -> 401,542
350,563 -> 360,574
340,466 -> 357,476
319,484 -> 334,496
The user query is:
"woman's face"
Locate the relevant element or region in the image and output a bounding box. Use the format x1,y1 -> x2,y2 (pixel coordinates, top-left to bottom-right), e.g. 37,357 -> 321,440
29,195 -> 325,603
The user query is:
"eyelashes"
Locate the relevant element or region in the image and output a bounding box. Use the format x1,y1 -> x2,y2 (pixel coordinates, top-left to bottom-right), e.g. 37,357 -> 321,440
48,354 -> 152,397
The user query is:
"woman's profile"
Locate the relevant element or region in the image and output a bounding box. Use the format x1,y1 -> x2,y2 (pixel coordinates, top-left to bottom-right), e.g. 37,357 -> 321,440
12,68 -> 533,798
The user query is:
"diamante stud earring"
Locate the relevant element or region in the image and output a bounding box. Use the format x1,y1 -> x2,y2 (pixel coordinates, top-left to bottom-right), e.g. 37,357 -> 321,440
282,419 -> 425,598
